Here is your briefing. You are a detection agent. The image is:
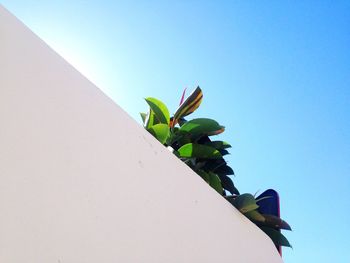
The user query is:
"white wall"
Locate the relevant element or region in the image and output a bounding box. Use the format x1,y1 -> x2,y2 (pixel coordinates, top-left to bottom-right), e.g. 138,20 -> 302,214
0,5 -> 282,263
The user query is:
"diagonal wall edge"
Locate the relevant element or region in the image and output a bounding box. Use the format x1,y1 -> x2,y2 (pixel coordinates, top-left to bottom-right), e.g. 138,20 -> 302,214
0,5 -> 282,263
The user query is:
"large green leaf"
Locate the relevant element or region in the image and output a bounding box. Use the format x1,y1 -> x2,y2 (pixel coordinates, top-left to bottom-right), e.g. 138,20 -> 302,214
148,124 -> 170,144
204,141 -> 232,150
260,226 -> 292,248
177,143 -> 222,159
208,172 -> 223,194
145,97 -> 170,125
179,118 -> 225,138
231,193 -> 259,214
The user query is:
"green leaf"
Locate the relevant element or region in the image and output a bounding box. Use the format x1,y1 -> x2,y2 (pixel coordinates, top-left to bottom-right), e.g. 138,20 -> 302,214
179,118 -> 225,138
201,159 -> 234,176
145,109 -> 157,129
231,193 -> 259,214
260,215 -> 292,231
244,210 -> 291,231
260,226 -> 292,248
204,141 -> 232,150
145,97 -> 170,125
218,174 -> 239,195
148,124 -> 170,144
140,112 -> 147,124
245,210 -> 266,222
215,164 -> 234,176
208,172 -> 223,194
175,134 -> 192,148
219,149 -> 230,156
197,170 -> 210,183
172,87 -> 203,126
178,143 -> 222,159
196,171 -> 223,195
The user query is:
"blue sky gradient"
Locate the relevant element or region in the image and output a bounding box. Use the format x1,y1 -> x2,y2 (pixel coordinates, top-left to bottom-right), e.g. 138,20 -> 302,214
3,1 -> 350,262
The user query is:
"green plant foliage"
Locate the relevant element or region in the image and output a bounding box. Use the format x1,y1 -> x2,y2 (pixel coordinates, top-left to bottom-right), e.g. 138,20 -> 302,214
218,174 -> 239,195
198,170 -> 224,194
244,210 -> 292,230
259,214 -> 292,231
204,141 -> 232,149
245,209 -> 266,222
172,87 -> 203,126
148,124 -> 170,144
179,118 -> 225,138
260,226 -> 292,248
215,163 -> 235,176
141,86 -> 292,254
145,97 -> 170,125
140,112 -> 147,123
178,143 -> 222,159
208,171 -> 224,194
197,170 -> 210,183
145,108 -> 157,129
230,193 -> 259,214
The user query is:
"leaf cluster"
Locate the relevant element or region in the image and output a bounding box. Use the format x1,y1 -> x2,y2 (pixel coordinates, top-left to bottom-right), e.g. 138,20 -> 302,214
141,87 -> 292,252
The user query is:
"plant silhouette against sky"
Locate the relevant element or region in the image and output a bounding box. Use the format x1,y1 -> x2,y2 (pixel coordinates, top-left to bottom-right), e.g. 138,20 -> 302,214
141,87 -> 292,252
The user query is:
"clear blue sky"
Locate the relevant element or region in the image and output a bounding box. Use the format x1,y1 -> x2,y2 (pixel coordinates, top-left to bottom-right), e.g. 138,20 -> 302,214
3,1 -> 350,262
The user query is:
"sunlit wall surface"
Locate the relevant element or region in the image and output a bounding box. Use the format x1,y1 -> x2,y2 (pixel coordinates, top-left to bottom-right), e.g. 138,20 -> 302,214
2,2 -> 350,262
0,5 -> 282,263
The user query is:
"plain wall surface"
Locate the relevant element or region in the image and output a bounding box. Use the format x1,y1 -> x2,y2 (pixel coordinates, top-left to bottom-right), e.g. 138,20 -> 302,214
0,5 -> 282,263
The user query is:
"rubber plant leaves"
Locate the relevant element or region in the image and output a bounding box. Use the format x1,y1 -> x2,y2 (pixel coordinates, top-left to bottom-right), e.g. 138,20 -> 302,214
141,86 -> 292,253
